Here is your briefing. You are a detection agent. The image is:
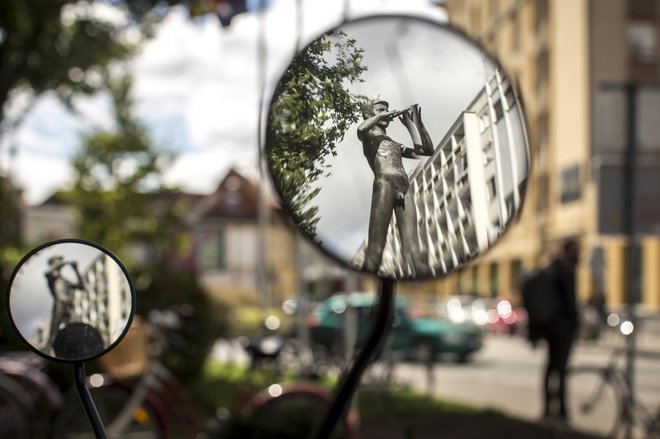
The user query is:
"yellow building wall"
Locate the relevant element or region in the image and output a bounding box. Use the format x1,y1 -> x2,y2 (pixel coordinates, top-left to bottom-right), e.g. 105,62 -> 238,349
643,238 -> 660,311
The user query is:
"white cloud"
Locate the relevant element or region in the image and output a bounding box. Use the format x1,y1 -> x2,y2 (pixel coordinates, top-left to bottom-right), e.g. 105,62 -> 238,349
13,152 -> 73,204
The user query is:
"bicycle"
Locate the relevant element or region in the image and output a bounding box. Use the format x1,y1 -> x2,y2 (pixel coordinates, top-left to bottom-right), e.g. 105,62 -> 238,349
0,351 -> 65,439
51,310 -> 209,439
566,321 -> 660,438
0,370 -> 32,439
52,308 -> 359,439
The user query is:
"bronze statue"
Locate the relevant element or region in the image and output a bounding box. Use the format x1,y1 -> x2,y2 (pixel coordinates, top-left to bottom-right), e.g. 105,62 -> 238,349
358,100 -> 434,274
45,256 -> 85,348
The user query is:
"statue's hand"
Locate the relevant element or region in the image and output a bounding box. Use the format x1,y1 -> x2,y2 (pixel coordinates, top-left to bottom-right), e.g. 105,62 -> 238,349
398,108 -> 414,127
385,109 -> 405,120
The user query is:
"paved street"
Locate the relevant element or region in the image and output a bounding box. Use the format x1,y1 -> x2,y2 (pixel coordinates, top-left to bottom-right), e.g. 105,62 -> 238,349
212,332 -> 660,436
380,333 -> 660,437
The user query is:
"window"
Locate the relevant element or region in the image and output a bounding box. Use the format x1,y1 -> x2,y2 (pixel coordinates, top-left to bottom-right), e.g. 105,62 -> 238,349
511,259 -> 523,295
196,230 -> 225,270
493,100 -> 504,122
511,14 -> 521,53
505,87 -> 516,110
478,110 -> 490,133
536,174 -> 549,213
628,22 -> 657,64
560,164 -> 581,204
483,140 -> 495,165
534,0 -> 549,30
490,263 -> 499,297
536,111 -> 549,149
456,155 -> 467,176
536,47 -> 550,96
487,177 -> 497,201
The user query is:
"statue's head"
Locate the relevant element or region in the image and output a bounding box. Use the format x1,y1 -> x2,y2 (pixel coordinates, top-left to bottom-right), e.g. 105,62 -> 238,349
361,99 -> 389,120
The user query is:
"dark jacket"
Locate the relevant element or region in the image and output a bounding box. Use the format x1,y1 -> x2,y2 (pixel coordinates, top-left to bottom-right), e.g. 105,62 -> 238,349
550,258 -> 579,332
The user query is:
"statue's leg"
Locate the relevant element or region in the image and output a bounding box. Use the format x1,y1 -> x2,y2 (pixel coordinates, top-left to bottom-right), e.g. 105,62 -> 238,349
364,178 -> 395,273
394,190 -> 423,275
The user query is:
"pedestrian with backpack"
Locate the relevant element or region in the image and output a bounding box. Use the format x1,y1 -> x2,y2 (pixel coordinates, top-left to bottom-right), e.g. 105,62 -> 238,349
522,239 -> 580,423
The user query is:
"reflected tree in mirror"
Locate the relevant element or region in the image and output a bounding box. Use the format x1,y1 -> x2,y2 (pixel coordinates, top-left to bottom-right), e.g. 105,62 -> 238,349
267,31 -> 367,236
7,240 -> 134,362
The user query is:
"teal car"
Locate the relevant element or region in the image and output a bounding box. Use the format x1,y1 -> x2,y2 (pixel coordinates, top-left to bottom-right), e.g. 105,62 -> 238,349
307,292 -> 483,363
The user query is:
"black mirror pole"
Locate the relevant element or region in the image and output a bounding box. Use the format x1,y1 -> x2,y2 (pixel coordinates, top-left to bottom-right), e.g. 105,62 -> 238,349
310,278 -> 396,439
74,362 -> 108,439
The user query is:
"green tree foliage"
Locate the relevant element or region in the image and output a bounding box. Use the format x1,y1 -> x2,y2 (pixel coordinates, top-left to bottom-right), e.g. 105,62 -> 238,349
267,31 -> 367,237
0,0 -> 181,131
66,73 -> 178,258
67,74 -> 226,379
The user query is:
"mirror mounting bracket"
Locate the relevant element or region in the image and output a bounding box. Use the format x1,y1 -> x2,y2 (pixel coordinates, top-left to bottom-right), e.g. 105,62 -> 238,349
74,362 -> 108,439
311,278 -> 396,439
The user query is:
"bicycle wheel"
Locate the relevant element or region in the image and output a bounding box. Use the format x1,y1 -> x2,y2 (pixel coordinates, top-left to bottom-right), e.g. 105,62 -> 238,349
52,383 -> 165,439
566,367 -> 621,437
0,375 -> 31,439
238,383 -> 358,439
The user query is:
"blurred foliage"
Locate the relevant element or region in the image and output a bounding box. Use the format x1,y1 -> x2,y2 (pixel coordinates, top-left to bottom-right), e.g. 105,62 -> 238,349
0,246 -> 26,349
134,265 -> 231,381
267,31 -> 367,237
0,0 -> 186,349
0,0 -> 183,132
0,176 -> 22,248
64,73 -> 180,259
65,73 -> 228,380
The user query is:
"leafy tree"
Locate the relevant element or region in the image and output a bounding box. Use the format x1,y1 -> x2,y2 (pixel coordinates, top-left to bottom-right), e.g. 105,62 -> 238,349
0,0 -> 182,132
0,0 -> 186,258
66,73 -> 179,259
267,31 -> 367,237
67,73 -> 227,380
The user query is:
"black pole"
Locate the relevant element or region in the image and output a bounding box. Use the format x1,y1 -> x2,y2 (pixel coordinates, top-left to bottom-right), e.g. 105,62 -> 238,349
310,278 -> 396,439
622,83 -> 638,439
73,362 -> 108,439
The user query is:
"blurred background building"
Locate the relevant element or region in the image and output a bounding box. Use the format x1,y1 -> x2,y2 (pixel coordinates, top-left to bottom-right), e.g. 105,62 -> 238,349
438,0 -> 660,312
21,168 -> 352,308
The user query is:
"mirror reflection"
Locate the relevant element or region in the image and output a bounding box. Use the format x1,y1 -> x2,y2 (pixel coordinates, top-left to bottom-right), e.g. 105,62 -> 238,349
267,16 -> 529,280
7,240 -> 134,361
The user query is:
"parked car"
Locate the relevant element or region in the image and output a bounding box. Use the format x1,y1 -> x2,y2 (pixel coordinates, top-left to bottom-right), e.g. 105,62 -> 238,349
307,293 -> 483,363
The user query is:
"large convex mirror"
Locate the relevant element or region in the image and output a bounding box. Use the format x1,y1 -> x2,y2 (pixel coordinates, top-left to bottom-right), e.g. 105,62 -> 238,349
266,15 -> 530,280
6,239 -> 135,362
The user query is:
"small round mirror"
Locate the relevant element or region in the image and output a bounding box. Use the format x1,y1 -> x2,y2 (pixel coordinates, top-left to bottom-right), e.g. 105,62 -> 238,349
266,15 -> 530,280
5,239 -> 135,362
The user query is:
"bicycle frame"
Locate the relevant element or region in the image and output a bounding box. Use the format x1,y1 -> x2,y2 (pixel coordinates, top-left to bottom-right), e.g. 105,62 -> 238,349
98,319 -> 206,439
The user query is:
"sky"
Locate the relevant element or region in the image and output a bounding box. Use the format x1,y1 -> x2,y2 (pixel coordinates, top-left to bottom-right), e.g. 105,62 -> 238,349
0,0 -> 447,206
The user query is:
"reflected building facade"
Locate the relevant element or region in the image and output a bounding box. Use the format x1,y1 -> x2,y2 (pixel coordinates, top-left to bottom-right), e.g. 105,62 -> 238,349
355,70 -> 529,278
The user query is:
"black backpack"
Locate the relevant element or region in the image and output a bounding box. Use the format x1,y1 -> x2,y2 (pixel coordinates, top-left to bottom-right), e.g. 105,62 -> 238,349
521,266 -> 560,341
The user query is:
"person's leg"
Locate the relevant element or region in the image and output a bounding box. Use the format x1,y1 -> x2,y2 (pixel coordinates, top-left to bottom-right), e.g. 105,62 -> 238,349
544,332 -> 562,418
556,329 -> 576,419
543,348 -> 554,418
364,178 -> 395,273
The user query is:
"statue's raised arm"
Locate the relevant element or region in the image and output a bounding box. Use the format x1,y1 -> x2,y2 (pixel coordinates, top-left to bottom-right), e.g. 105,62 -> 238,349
399,104 -> 434,156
